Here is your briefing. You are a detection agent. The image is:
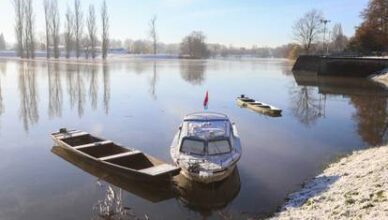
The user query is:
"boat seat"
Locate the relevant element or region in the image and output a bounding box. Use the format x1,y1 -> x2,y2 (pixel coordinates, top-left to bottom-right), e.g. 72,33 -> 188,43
139,164 -> 179,176
74,140 -> 113,150
98,150 -> 141,161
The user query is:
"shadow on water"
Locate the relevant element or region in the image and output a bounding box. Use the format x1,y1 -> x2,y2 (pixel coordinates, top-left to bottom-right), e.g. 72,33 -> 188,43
291,71 -> 388,145
51,145 -> 241,218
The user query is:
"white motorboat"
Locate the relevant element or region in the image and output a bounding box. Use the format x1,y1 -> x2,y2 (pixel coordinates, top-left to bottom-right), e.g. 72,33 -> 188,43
170,112 -> 242,184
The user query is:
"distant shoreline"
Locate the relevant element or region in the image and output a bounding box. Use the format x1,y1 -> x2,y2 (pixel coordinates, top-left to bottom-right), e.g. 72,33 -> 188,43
269,145 -> 388,219
0,54 -> 292,64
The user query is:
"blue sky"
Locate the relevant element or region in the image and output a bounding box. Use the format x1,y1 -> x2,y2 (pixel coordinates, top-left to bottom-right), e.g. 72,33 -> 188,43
0,0 -> 368,47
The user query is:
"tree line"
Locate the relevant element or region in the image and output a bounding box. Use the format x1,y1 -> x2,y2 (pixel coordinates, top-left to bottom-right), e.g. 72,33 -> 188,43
12,0 -> 109,59
292,0 -> 387,57
8,0 -> 385,60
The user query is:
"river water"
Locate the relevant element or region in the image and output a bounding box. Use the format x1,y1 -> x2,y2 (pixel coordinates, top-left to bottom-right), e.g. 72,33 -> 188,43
0,59 -> 386,219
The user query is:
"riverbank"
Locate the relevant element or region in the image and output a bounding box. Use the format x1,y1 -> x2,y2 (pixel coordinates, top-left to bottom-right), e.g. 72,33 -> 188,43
270,145 -> 388,220
292,55 -> 388,77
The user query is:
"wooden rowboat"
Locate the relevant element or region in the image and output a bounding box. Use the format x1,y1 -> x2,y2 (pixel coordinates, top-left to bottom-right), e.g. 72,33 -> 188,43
50,129 -> 180,180
51,146 -> 176,202
236,95 -> 282,117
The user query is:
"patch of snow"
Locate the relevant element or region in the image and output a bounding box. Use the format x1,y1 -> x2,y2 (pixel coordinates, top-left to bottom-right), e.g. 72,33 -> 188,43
370,69 -> 388,88
270,145 -> 388,220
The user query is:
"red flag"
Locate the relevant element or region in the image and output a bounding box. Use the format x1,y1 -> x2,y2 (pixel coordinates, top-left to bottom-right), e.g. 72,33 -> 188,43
203,91 -> 209,109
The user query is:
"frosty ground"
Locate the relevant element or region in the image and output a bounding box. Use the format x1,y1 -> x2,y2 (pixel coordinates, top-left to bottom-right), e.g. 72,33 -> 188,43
270,145 -> 388,220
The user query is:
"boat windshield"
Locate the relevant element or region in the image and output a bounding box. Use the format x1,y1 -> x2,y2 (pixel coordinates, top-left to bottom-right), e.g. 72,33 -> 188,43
180,139 -> 205,155
208,139 -> 231,155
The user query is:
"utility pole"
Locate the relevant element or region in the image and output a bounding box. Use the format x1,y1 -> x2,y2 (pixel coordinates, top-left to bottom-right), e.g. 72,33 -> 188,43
320,19 -> 330,55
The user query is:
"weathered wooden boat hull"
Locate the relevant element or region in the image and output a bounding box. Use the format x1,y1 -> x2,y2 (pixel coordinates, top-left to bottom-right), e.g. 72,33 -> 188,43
51,146 -> 176,202
236,97 -> 282,117
51,129 -> 180,181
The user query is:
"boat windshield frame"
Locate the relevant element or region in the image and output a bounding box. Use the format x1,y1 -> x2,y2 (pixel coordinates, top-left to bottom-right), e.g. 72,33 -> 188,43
179,136 -> 232,156
180,137 -> 206,156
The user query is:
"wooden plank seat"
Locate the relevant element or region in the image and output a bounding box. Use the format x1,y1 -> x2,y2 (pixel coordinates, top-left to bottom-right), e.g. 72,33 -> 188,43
73,140 -> 113,150
139,164 -> 179,176
99,150 -> 141,161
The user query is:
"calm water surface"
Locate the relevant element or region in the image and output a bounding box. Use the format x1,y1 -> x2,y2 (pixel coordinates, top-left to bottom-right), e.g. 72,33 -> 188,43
0,59 -> 386,219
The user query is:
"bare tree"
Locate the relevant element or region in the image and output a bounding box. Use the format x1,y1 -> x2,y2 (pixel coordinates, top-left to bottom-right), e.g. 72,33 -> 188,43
64,6 -> 75,58
13,0 -> 25,57
51,0 -> 60,58
101,0 -> 109,59
293,9 -> 324,54
87,4 -> 97,59
330,23 -> 348,53
83,36 -> 90,59
43,0 -> 51,58
149,15 -> 157,54
180,31 -> 209,58
74,0 -> 83,58
24,0 -> 34,58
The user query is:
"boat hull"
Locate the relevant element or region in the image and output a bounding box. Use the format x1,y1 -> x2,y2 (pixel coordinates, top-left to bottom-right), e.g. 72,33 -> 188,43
179,164 -> 237,184
236,97 -> 282,117
51,130 -> 180,181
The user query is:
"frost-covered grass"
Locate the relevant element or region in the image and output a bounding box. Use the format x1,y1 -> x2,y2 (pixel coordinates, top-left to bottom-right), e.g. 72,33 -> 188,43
270,145 -> 388,220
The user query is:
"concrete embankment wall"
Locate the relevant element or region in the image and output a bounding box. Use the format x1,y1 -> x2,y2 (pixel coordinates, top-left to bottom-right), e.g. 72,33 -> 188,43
293,55 -> 388,77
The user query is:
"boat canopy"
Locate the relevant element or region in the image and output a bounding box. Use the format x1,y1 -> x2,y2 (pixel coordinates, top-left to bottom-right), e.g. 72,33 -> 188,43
181,112 -> 231,140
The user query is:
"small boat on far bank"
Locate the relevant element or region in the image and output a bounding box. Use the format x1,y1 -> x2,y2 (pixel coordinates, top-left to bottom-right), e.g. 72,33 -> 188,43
51,129 -> 180,181
236,94 -> 282,117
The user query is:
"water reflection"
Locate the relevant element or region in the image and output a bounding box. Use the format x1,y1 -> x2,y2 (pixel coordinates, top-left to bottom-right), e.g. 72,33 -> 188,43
180,60 -> 207,85
149,62 -> 158,99
103,63 -> 110,114
18,61 -> 39,131
92,183 -> 133,220
289,86 -> 326,126
51,145 -> 241,218
88,65 -> 98,110
12,61 -> 113,131
173,168 -> 241,217
350,96 -> 388,145
0,61 -> 6,75
0,62 -> 5,117
48,63 -> 63,118
2,59 -> 387,219
292,72 -> 388,145
0,77 -> 3,117
75,65 -> 86,117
